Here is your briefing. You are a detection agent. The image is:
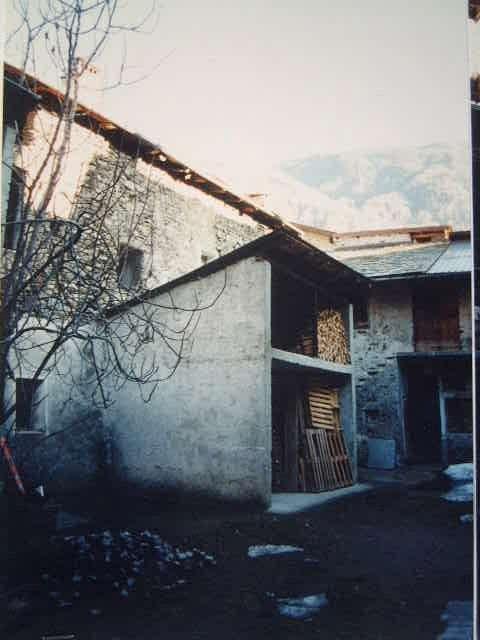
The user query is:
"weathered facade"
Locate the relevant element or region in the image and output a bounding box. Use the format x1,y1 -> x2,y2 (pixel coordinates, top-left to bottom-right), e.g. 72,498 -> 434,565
84,232 -> 364,505
1,64 -> 296,496
2,65 -> 368,503
332,227 -> 473,468
2,64 -> 297,290
7,232 -> 366,503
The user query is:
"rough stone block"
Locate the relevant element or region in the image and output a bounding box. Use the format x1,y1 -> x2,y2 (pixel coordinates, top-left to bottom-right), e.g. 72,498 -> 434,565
367,438 -> 396,469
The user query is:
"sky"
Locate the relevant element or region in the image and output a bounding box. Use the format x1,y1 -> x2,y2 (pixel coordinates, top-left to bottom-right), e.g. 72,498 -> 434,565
4,0 -> 472,192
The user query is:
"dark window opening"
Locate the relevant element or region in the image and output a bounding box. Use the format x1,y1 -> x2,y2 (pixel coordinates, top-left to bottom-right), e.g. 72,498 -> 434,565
445,397 -> 472,434
16,378 -> 45,432
4,166 -> 26,250
118,245 -> 143,290
353,299 -> 369,329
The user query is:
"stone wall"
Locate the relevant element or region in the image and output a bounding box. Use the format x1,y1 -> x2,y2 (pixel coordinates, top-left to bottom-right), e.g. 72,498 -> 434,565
353,281 -> 413,466
9,105 -> 266,305
354,278 -> 472,467
4,104 -> 269,493
73,147 -> 265,292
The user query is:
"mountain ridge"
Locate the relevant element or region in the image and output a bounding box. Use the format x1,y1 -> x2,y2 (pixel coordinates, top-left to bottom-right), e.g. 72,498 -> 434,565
263,142 -> 470,232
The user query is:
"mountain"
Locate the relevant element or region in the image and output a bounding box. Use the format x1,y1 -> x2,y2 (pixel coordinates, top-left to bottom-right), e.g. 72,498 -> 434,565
261,143 -> 470,232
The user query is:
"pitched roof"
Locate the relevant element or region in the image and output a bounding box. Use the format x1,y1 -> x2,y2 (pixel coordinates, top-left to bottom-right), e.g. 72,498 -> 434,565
3,63 -> 300,237
338,240 -> 471,279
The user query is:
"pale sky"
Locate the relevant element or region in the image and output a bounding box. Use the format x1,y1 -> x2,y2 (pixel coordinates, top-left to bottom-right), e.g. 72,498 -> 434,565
4,0 -> 472,191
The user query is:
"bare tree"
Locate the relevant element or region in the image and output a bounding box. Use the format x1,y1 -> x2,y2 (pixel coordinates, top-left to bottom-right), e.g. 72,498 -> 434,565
1,1 -> 223,461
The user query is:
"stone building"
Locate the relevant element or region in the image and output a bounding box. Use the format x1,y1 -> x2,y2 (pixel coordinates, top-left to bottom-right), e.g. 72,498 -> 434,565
96,231 -> 366,506
2,63 -> 299,287
302,224 -> 473,469
0,63 -> 294,495
2,64 -> 368,503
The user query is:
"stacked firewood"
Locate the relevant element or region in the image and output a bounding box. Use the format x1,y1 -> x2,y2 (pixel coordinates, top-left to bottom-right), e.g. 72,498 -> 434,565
316,309 -> 350,364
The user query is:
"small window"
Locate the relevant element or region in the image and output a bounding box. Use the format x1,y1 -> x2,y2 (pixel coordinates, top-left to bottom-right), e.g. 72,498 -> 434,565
15,378 -> 46,432
4,166 -> 26,250
118,245 -> 143,290
353,299 -> 369,329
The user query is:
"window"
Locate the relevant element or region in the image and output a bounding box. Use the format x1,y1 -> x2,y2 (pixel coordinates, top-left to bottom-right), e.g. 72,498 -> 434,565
15,378 -> 46,432
117,244 -> 143,290
353,298 -> 369,329
413,281 -> 459,351
4,166 -> 26,250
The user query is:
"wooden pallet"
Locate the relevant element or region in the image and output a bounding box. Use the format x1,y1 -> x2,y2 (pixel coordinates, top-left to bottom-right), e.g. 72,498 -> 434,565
303,381 -> 353,491
305,428 -> 353,491
307,383 -> 340,430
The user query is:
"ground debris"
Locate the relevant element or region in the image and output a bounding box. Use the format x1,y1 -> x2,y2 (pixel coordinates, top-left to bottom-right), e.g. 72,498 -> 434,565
7,528 -> 215,622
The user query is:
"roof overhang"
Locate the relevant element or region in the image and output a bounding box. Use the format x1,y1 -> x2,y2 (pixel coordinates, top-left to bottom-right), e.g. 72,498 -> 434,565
397,351 -> 473,370
371,271 -> 471,283
107,230 -> 371,318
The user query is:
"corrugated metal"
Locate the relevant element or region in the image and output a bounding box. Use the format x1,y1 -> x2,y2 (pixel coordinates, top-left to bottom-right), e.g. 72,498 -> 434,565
427,240 -> 472,274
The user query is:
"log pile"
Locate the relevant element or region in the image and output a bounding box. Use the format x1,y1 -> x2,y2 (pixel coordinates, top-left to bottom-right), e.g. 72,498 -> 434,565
316,309 -> 350,364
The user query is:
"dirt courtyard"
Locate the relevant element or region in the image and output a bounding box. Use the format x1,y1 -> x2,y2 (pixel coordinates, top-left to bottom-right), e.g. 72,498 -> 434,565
3,471 -> 473,639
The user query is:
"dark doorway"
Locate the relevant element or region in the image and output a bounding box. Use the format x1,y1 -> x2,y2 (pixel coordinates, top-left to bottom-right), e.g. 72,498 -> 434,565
405,371 -> 441,463
271,373 -> 299,492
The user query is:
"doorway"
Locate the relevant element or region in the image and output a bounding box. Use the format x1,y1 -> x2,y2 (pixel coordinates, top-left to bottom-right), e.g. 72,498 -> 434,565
405,371 -> 442,463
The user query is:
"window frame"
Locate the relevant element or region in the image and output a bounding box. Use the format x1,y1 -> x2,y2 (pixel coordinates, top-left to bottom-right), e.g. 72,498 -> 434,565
117,244 -> 144,290
353,297 -> 369,330
15,377 -> 47,434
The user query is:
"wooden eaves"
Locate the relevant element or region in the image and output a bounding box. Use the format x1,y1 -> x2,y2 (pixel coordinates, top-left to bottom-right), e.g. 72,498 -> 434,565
332,225 -> 452,242
106,229 -> 371,319
3,62 -> 300,238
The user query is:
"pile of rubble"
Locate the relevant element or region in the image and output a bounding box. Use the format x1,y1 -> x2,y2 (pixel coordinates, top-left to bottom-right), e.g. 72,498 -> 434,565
8,529 -> 216,619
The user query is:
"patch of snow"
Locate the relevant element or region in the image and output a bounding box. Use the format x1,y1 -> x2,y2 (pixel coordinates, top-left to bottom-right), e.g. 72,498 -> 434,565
460,514 -> 473,524
442,483 -> 473,503
442,464 -> 474,503
443,464 -> 474,483
277,594 -> 328,619
437,600 -> 473,639
248,544 -> 304,558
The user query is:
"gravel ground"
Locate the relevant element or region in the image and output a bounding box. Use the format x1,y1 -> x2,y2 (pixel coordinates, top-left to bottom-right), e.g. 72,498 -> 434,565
2,474 -> 473,639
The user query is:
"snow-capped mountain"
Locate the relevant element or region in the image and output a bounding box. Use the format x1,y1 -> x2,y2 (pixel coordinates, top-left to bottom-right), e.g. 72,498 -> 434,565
263,143 -> 471,232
